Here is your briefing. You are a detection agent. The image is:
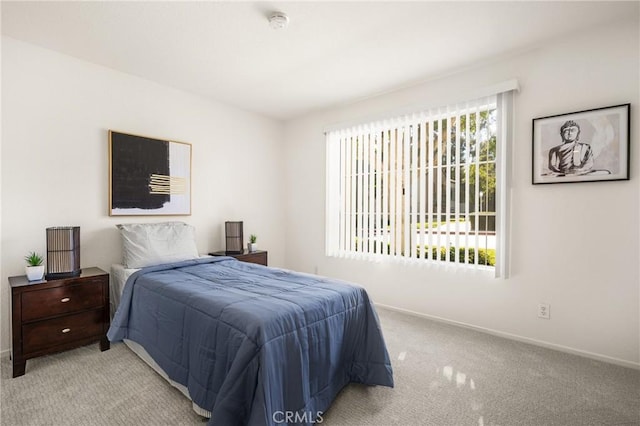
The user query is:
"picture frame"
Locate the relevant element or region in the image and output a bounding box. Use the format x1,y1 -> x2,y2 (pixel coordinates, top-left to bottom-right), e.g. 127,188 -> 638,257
109,130 -> 192,216
532,103 -> 630,184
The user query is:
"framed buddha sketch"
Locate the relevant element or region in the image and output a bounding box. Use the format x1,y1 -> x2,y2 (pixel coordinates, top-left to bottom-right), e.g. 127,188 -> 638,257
109,130 -> 192,215
532,104 -> 630,184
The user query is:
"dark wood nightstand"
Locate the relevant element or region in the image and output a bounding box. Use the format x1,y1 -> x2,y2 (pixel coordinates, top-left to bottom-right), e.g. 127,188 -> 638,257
9,267 -> 110,378
209,250 -> 268,266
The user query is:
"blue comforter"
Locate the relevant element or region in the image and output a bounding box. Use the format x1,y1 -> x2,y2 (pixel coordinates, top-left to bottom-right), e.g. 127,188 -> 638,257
107,257 -> 393,425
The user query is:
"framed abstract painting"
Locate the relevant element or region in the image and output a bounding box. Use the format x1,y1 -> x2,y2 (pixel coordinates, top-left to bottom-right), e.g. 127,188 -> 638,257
532,103 -> 630,184
109,130 -> 192,216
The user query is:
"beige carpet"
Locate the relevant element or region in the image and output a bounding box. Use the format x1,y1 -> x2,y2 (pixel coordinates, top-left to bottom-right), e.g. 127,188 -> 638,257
2,307 -> 639,425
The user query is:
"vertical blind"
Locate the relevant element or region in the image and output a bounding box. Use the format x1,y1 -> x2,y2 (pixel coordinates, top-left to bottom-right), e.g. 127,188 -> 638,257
326,94 -> 507,272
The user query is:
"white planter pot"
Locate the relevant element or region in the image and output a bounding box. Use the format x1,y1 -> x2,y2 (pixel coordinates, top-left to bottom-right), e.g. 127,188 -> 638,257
25,265 -> 45,281
248,243 -> 258,252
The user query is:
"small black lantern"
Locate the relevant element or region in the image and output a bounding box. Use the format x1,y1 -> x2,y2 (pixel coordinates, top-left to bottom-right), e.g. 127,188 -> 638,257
225,221 -> 244,254
45,226 -> 81,280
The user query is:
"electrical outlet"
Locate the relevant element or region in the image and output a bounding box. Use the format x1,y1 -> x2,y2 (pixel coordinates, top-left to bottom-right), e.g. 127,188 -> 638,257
538,303 -> 550,319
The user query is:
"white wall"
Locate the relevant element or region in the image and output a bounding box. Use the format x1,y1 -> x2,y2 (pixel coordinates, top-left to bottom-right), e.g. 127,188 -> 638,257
1,37 -> 286,353
283,19 -> 640,367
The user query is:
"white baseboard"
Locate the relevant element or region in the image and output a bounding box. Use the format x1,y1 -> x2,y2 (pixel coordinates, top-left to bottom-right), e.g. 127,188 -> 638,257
1,349 -> 10,360
375,303 -> 640,371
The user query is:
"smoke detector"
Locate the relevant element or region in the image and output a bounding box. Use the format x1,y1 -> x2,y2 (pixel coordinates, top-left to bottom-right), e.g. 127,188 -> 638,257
268,12 -> 289,30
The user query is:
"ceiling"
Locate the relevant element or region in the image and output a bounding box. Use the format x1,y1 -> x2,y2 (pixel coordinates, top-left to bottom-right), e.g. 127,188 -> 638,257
2,1 -> 637,121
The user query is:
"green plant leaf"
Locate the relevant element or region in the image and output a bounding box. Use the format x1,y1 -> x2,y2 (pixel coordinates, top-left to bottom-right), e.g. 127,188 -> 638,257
24,251 -> 44,266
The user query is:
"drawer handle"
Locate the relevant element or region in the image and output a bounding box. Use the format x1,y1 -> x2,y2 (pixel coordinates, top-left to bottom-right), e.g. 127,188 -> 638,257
61,298 -> 70,303
61,328 -> 71,333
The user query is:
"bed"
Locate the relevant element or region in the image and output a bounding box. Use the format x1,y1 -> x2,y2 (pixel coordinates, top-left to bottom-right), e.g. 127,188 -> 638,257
107,222 -> 394,425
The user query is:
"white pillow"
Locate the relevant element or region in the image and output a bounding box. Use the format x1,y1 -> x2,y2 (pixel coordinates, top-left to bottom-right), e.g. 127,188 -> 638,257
117,222 -> 199,268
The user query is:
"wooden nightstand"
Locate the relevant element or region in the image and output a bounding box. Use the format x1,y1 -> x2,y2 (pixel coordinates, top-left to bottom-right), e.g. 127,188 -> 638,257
209,250 -> 268,266
9,267 -> 110,378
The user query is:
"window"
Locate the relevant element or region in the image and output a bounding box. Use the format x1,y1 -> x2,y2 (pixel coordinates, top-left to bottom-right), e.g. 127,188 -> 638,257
326,89 -> 515,275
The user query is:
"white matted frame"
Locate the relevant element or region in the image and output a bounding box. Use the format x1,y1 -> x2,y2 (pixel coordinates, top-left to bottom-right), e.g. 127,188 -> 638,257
109,130 -> 192,216
532,103 -> 630,184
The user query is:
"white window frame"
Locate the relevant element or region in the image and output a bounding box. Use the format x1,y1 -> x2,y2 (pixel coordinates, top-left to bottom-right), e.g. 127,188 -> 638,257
326,82 -> 517,277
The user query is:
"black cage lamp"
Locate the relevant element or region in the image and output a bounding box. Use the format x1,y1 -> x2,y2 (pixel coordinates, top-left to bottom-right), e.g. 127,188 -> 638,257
45,226 -> 81,280
225,221 -> 244,254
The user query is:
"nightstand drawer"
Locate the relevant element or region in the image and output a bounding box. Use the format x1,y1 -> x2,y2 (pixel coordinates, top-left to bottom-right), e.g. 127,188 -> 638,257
21,280 -> 104,322
23,309 -> 104,354
209,250 -> 268,266
240,252 -> 267,266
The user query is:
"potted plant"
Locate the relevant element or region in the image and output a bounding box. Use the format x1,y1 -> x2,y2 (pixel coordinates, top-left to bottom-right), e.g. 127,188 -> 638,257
248,234 -> 258,252
25,252 -> 45,281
